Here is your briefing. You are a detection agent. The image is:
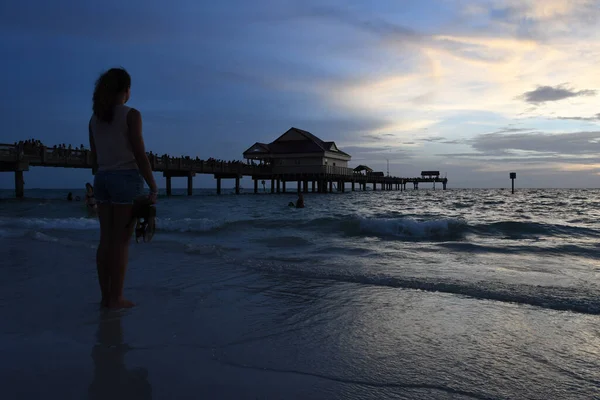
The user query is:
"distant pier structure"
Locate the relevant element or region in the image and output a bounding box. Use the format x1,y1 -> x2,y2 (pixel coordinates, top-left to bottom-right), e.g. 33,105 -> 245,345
0,127 -> 448,197
242,128 -> 447,193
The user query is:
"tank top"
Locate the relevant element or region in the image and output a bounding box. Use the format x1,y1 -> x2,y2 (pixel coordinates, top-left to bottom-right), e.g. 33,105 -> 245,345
90,104 -> 138,171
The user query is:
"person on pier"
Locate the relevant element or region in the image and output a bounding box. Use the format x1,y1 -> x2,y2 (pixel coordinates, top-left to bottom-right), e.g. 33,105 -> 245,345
89,67 -> 158,310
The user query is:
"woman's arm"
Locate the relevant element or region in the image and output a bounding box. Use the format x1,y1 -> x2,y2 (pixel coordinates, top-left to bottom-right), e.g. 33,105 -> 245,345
126,108 -> 158,194
88,120 -> 98,175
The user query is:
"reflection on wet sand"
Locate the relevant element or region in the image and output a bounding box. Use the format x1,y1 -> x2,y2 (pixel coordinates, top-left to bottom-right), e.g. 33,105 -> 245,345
88,312 -> 152,400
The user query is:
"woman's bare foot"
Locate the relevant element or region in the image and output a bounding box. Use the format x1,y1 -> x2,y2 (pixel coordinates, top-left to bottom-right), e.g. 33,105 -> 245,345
108,298 -> 135,309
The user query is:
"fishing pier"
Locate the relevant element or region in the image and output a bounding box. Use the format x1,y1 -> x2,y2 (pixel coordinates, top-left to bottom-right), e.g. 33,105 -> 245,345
0,127 -> 447,198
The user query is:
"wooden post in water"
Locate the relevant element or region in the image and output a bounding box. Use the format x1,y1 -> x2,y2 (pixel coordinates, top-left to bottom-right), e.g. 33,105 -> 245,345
351,181 -> 355,191
271,179 -> 275,193
303,180 -> 308,193
14,170 -> 24,198
187,173 -> 193,196
510,172 -> 516,194
216,177 -> 221,195
311,181 -> 315,192
166,175 -> 172,196
254,179 -> 258,194
235,176 -> 240,194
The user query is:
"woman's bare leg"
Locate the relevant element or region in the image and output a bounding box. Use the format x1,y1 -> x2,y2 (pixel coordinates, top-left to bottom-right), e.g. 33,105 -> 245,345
108,204 -> 136,309
96,204 -> 112,307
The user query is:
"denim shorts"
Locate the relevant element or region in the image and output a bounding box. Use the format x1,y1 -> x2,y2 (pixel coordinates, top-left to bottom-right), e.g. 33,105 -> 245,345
93,169 -> 144,205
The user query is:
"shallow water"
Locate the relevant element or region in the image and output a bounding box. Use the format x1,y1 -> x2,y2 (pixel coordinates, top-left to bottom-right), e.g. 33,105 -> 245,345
1,188 -> 600,399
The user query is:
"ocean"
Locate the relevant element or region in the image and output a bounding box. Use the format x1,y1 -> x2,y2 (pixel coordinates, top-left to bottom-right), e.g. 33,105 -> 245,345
1,187 -> 600,399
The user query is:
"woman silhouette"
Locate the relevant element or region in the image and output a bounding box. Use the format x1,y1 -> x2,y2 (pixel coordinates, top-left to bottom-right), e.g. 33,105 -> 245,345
89,67 -> 158,309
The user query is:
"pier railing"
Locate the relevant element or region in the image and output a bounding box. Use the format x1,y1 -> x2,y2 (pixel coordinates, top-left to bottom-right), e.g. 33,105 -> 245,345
272,165 -> 356,176
0,144 -> 385,178
0,143 -> 448,197
0,143 -> 443,182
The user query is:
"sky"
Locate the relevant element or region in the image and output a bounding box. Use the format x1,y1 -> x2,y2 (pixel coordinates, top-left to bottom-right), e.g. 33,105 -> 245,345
1,0 -> 600,190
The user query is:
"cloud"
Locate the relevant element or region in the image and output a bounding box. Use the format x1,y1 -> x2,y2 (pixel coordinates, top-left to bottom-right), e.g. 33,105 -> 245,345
462,0 -> 600,39
519,85 -> 597,104
421,136 -> 448,142
470,130 -> 600,155
291,5 -> 419,41
307,1 -> 600,129
431,128 -> 600,182
556,113 -> 600,121
361,133 -> 396,142
341,145 -> 415,163
490,127 -> 535,134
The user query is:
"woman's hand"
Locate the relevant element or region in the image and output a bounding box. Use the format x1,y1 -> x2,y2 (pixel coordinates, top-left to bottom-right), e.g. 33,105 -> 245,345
148,189 -> 158,204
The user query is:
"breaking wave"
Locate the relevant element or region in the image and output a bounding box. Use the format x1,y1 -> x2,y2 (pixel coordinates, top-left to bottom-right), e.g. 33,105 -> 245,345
2,215 -> 599,241
249,262 -> 600,315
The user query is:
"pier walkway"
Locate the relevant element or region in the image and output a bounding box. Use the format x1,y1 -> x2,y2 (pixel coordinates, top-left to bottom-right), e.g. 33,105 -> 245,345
0,143 -> 448,198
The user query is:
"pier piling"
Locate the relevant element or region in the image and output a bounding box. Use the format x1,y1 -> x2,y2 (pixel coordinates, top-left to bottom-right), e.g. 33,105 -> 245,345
14,170 -> 24,198
166,176 -> 172,196
187,173 -> 193,196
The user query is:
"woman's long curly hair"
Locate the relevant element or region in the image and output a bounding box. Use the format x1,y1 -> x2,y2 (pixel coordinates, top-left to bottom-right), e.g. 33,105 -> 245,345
92,67 -> 131,123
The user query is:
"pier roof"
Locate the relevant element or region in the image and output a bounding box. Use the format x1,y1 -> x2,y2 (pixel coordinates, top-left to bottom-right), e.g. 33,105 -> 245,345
354,165 -> 373,172
243,127 -> 350,159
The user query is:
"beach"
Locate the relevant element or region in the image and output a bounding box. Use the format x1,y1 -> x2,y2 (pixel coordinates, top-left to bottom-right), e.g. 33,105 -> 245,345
1,188 -> 600,399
